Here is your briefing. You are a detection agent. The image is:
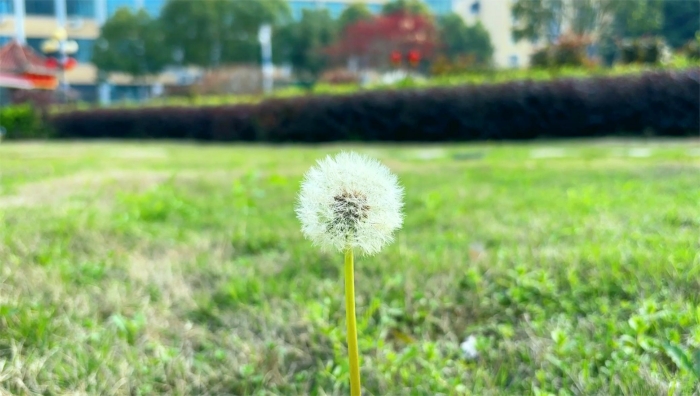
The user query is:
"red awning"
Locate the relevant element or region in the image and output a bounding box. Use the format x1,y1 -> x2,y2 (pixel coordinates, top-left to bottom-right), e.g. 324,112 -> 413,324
0,72 -> 35,89
0,40 -> 59,90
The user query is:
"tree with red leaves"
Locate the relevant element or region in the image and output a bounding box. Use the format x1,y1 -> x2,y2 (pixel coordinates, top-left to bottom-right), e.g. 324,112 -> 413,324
326,11 -> 438,69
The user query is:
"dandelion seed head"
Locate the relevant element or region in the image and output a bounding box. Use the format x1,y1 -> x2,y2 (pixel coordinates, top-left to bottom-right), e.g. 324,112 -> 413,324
296,151 -> 404,255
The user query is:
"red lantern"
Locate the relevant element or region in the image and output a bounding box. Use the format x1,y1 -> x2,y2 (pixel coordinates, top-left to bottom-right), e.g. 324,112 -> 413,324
63,57 -> 78,70
390,50 -> 402,66
45,57 -> 59,69
407,50 -> 421,67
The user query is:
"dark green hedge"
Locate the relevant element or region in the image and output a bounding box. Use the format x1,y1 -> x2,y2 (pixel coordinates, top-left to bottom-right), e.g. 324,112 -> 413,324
49,69 -> 700,142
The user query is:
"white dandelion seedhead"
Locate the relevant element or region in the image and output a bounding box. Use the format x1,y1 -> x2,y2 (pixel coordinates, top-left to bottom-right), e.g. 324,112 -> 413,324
296,151 -> 404,256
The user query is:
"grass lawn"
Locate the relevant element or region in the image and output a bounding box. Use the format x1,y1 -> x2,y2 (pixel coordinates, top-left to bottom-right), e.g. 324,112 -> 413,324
1,140 -> 699,395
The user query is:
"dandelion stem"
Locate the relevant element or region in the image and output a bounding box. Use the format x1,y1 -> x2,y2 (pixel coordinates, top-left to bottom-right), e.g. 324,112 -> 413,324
344,248 -> 361,396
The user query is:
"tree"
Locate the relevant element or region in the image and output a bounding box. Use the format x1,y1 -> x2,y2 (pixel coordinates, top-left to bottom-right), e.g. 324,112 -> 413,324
338,3 -> 374,33
511,0 -> 671,44
661,0 -> 699,48
381,0 -> 431,16
437,13 -> 493,65
159,0 -> 290,68
328,12 -> 439,68
275,9 -> 337,80
92,7 -> 170,80
612,0 -> 664,39
511,0 -> 568,45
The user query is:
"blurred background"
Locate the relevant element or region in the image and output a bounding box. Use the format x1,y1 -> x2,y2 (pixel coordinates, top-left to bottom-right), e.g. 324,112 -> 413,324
0,0 -> 698,108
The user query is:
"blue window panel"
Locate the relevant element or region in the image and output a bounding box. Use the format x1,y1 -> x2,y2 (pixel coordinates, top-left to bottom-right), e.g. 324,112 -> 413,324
0,0 -> 13,14
509,54 -> 519,67
0,36 -> 12,45
25,37 -> 44,53
67,0 -> 95,17
73,38 -> 94,62
25,0 -> 55,15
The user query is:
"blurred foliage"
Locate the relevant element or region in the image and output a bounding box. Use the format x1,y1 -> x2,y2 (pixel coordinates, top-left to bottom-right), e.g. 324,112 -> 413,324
437,14 -> 493,66
92,8 -> 170,80
511,0 -> 698,57
337,2 -> 373,33
661,0 -> 700,48
274,9 -> 338,84
381,0 -> 432,17
0,103 -> 50,139
529,33 -> 595,68
619,36 -> 669,65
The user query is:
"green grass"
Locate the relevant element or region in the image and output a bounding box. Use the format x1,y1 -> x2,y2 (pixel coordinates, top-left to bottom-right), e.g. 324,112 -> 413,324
1,140 -> 699,395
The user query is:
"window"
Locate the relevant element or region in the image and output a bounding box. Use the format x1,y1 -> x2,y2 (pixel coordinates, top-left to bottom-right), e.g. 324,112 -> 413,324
470,1 -> 480,15
72,38 -> 94,63
25,37 -> 44,54
0,0 -> 13,14
0,36 -> 11,46
25,0 -> 54,15
509,55 -> 519,68
67,0 -> 95,17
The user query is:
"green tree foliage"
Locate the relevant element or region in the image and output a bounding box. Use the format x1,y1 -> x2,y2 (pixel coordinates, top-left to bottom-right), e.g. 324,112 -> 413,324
338,3 -> 374,32
91,7 -> 170,79
275,9 -> 337,81
613,0 -> 664,38
661,0 -> 700,48
159,0 -> 290,67
438,13 -> 493,65
381,0 -> 431,16
511,0 -> 671,43
511,0 -> 568,44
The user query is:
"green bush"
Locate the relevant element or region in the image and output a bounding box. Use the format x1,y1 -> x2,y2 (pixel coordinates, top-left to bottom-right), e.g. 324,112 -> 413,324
620,37 -> 668,65
529,34 -> 593,69
0,104 -> 51,139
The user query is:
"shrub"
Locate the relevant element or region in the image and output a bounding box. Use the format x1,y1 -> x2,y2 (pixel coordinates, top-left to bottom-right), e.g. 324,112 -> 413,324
619,37 -> 669,65
0,104 -> 51,139
530,33 -> 594,69
680,36 -> 700,60
48,69 -> 700,142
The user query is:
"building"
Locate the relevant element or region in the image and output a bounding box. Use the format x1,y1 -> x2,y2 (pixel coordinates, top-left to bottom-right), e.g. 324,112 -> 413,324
455,0 -> 536,68
0,0 -> 178,103
0,0 -> 533,104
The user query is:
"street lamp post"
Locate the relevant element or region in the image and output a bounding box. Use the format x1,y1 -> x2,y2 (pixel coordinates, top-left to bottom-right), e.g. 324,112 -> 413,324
41,28 -> 78,103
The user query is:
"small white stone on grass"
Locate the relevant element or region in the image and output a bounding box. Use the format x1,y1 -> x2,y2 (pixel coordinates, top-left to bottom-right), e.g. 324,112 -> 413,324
530,148 -> 567,159
628,148 -> 652,158
460,335 -> 479,360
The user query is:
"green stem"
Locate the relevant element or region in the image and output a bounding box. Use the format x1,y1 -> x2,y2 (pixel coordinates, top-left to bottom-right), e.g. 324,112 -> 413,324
345,248 -> 361,396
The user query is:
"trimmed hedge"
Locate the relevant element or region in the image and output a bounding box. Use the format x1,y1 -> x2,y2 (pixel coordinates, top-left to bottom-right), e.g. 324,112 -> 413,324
50,69 -> 700,142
